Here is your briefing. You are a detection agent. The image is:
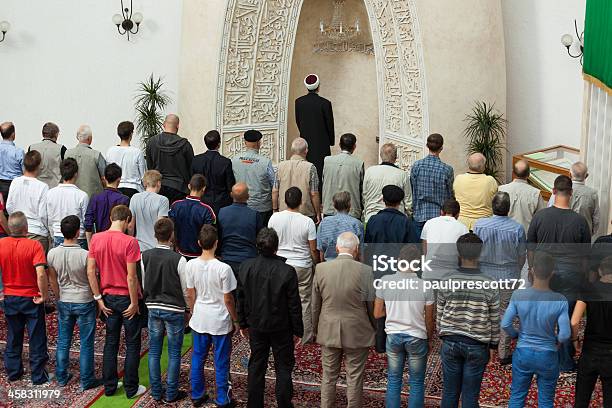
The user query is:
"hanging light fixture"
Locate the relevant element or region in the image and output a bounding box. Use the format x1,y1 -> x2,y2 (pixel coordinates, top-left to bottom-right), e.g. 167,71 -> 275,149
0,20 -> 10,43
561,20 -> 584,65
113,0 -> 143,41
314,0 -> 373,55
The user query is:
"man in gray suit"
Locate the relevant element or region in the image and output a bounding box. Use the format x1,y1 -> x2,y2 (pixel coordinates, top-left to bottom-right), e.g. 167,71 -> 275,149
321,133 -> 364,220
312,232 -> 375,408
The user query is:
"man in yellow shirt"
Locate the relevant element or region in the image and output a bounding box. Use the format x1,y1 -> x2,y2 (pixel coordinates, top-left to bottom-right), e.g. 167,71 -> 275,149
453,153 -> 498,230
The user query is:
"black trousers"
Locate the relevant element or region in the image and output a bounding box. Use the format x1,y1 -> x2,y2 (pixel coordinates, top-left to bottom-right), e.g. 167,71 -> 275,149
159,185 -> 186,205
258,210 -> 273,228
575,345 -> 612,408
101,295 -> 142,398
247,329 -> 295,408
118,187 -> 139,201
0,179 -> 11,213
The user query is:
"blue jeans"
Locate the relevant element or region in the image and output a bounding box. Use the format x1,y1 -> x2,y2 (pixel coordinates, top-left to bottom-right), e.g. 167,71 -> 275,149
385,333 -> 428,408
508,347 -> 559,408
53,236 -> 88,249
102,295 -> 142,398
440,338 -> 489,408
56,301 -> 97,389
191,331 -> 232,405
3,296 -> 49,384
148,309 -> 185,401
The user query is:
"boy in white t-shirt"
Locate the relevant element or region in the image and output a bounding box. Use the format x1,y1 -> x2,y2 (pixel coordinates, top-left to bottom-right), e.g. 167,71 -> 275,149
105,121 -> 146,199
374,244 -> 434,408
186,224 -> 238,407
420,198 -> 468,280
268,187 -> 318,344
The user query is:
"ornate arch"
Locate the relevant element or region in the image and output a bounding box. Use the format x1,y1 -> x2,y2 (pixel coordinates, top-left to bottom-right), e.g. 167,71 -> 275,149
216,0 -> 428,170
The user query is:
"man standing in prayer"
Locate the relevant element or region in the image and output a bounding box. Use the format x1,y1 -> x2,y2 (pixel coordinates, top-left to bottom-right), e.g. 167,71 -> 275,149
498,159 -> 545,232
29,122 -> 67,189
191,130 -> 235,216
295,74 -> 335,184
231,129 -> 275,226
146,114 -> 195,204
273,137 -> 321,223
362,143 -> 412,223
453,153 -> 498,230
410,133 -> 454,237
0,121 -> 24,205
65,125 -> 107,198
321,133 -> 364,220
547,161 -> 600,236
312,232 -> 375,408
238,228 -> 303,408
105,121 -> 147,200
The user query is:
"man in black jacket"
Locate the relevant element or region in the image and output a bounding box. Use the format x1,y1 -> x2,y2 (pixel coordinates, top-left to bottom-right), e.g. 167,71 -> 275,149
238,227 -> 303,408
295,74 -> 335,185
191,130 -> 235,216
146,114 -> 194,204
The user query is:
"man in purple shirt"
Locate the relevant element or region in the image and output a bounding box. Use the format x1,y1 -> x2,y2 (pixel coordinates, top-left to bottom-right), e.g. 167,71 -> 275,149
85,163 -> 129,244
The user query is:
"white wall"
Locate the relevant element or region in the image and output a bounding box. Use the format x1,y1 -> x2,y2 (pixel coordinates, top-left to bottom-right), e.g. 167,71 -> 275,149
502,0 -> 586,179
0,0 -> 183,155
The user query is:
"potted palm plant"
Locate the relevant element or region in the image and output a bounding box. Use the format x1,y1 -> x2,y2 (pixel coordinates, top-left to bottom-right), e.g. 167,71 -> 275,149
463,101 -> 507,182
134,74 -> 172,149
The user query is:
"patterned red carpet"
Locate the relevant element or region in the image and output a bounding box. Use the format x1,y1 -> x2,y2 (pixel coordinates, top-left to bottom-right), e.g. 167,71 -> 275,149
0,310 -> 604,407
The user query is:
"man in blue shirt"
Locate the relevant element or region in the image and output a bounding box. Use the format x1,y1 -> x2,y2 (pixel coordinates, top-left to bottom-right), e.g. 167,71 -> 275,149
410,133 -> 453,237
0,122 -> 24,205
317,191 -> 363,261
473,191 -> 526,364
501,251 -> 570,407
218,182 -> 263,278
169,174 -> 216,259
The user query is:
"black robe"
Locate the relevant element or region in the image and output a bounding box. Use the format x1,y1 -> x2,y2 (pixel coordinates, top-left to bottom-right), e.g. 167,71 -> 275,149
295,91 -> 335,181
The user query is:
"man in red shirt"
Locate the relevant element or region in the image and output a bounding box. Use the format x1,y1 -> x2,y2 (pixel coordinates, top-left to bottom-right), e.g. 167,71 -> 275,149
86,205 -> 145,398
0,211 -> 51,384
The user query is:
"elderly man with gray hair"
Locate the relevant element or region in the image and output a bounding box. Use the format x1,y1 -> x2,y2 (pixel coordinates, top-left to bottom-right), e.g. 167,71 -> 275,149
547,161 -> 600,235
473,191 -> 526,364
65,125 -> 107,198
362,142 -> 412,223
312,231 -> 376,408
453,152 -> 498,229
272,137 -> 321,222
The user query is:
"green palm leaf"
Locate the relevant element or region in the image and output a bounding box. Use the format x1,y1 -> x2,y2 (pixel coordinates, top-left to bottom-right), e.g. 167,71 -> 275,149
134,74 -> 172,150
463,101 -> 507,183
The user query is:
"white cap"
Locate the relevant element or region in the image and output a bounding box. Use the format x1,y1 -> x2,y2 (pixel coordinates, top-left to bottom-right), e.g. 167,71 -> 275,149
304,74 -> 320,91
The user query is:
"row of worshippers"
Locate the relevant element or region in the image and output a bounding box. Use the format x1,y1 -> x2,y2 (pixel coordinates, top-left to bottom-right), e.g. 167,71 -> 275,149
1,116 -> 599,235
0,117 -> 608,406
1,199 -> 609,408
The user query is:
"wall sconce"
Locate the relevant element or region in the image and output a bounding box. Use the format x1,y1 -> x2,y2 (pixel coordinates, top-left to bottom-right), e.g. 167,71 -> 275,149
561,20 -> 584,65
112,0 -> 143,41
0,21 -> 10,43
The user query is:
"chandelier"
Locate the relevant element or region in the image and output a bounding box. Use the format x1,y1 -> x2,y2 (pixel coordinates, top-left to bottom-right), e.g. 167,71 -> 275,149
314,0 -> 373,55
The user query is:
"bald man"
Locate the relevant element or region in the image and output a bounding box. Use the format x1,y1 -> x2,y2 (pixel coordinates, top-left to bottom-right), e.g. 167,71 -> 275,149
453,153 -> 498,229
499,159 -> 546,232
146,114 -> 194,204
217,182 -> 264,278
64,125 -> 107,198
547,161 -> 600,235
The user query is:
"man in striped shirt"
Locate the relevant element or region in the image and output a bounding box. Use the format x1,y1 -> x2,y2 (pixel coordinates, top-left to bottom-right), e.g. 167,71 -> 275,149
437,232 -> 500,408
473,191 -> 526,364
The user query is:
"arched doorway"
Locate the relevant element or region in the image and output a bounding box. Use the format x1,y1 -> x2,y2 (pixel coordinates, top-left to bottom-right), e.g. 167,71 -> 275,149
215,0 -> 428,170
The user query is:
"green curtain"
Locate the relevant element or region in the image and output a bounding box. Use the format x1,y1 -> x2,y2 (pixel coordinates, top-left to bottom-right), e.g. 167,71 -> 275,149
583,0 -> 612,91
